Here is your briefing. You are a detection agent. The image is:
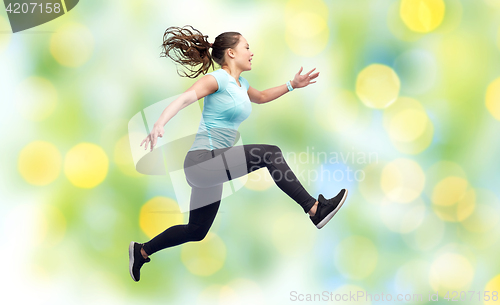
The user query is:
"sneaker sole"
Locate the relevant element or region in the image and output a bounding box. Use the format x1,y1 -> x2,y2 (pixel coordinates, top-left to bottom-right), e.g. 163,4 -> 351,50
316,189 -> 348,229
129,241 -> 138,282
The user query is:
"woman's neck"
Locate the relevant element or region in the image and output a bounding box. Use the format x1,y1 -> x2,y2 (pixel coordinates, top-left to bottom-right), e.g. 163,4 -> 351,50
221,65 -> 242,83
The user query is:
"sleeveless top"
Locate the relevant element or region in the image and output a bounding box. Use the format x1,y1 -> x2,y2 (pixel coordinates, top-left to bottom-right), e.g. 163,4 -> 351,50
188,69 -> 252,151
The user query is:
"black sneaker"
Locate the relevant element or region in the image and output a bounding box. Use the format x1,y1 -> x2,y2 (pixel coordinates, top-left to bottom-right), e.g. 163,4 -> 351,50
310,189 -> 348,229
129,241 -> 151,282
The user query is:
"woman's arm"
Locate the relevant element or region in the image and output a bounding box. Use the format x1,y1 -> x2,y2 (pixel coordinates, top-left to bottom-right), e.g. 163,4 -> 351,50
140,74 -> 218,151
248,67 -> 320,104
248,84 -> 290,104
155,74 -> 218,126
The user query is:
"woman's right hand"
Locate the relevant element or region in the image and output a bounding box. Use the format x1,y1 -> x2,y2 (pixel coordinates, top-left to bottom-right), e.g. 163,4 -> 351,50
140,124 -> 165,152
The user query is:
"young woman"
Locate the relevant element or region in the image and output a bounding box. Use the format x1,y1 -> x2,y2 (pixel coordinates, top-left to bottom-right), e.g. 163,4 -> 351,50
129,25 -> 348,282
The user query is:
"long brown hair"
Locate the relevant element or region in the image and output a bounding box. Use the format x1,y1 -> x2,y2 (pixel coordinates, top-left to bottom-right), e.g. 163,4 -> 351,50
160,25 -> 241,78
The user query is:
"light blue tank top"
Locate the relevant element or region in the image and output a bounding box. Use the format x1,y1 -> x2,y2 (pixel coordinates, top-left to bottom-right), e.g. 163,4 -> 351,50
188,69 -> 252,151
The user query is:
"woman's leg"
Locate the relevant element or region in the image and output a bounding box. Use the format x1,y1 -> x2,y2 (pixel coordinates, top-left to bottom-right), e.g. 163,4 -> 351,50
142,184 -> 222,256
240,144 -> 317,214
184,144 -> 317,214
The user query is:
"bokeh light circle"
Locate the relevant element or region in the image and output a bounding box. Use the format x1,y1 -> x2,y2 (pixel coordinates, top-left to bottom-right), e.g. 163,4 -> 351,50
432,176 -> 468,207
50,22 -> 94,67
381,158 -> 425,203
356,64 -> 401,109
15,77 -> 58,122
400,0 -> 446,33
431,176 -> 475,222
181,232 -> 226,276
485,77 -> 500,120
285,0 -> 329,57
139,196 -> 183,239
113,134 -> 142,177
460,188 -> 500,233
383,97 -> 434,154
64,143 -> 108,188
429,252 -> 474,294
334,236 -> 378,279
18,141 -> 62,186
485,275 -> 500,305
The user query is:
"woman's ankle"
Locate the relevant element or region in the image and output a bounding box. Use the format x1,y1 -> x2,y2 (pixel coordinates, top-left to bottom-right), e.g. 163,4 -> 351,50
308,201 -> 318,216
141,247 -> 149,259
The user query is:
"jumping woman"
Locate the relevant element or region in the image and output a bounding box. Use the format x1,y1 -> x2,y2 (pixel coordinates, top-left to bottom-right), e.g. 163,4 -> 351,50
129,25 -> 348,282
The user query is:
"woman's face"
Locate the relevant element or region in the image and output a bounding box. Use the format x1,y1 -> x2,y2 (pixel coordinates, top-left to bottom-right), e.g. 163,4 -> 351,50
230,36 -> 253,71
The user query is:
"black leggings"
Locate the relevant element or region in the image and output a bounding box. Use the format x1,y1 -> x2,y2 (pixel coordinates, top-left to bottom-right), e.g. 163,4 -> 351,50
142,144 -> 317,256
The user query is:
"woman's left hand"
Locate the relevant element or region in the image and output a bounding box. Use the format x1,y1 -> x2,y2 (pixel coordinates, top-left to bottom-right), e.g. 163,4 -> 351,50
291,66 -> 319,89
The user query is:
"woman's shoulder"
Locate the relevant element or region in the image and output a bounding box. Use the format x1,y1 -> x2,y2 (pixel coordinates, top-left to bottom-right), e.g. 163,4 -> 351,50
206,69 -> 230,93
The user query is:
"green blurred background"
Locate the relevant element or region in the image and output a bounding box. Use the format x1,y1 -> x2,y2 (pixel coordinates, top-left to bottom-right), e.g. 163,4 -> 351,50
1,0 -> 500,304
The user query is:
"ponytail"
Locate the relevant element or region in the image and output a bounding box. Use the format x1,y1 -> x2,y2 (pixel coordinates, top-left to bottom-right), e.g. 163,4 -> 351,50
160,25 -> 241,78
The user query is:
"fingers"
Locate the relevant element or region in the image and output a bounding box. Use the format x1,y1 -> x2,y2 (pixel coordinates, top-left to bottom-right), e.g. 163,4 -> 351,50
307,67 -> 316,75
309,72 -> 320,80
297,66 -> 303,75
143,137 -> 150,150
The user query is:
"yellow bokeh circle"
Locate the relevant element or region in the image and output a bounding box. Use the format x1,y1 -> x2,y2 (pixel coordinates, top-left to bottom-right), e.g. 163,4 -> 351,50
181,232 -> 226,276
383,97 -> 434,154
460,188 -> 500,233
356,64 -> 401,109
139,196 -> 183,238
15,77 -> 58,122
424,161 -> 466,197
50,22 -> 94,67
64,143 -> 108,188
400,0 -> 446,33
285,0 -> 329,57
486,77 -> 500,120
113,134 -> 142,177
485,274 -> 500,305
432,176 -> 468,206
18,141 -> 62,186
381,158 -> 425,203
429,253 -> 474,294
389,109 -> 428,142
431,176 -> 475,222
334,236 -> 378,280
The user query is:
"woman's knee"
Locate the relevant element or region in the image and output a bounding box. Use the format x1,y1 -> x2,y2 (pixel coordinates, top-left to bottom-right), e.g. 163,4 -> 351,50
263,145 -> 283,164
186,223 -> 210,242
